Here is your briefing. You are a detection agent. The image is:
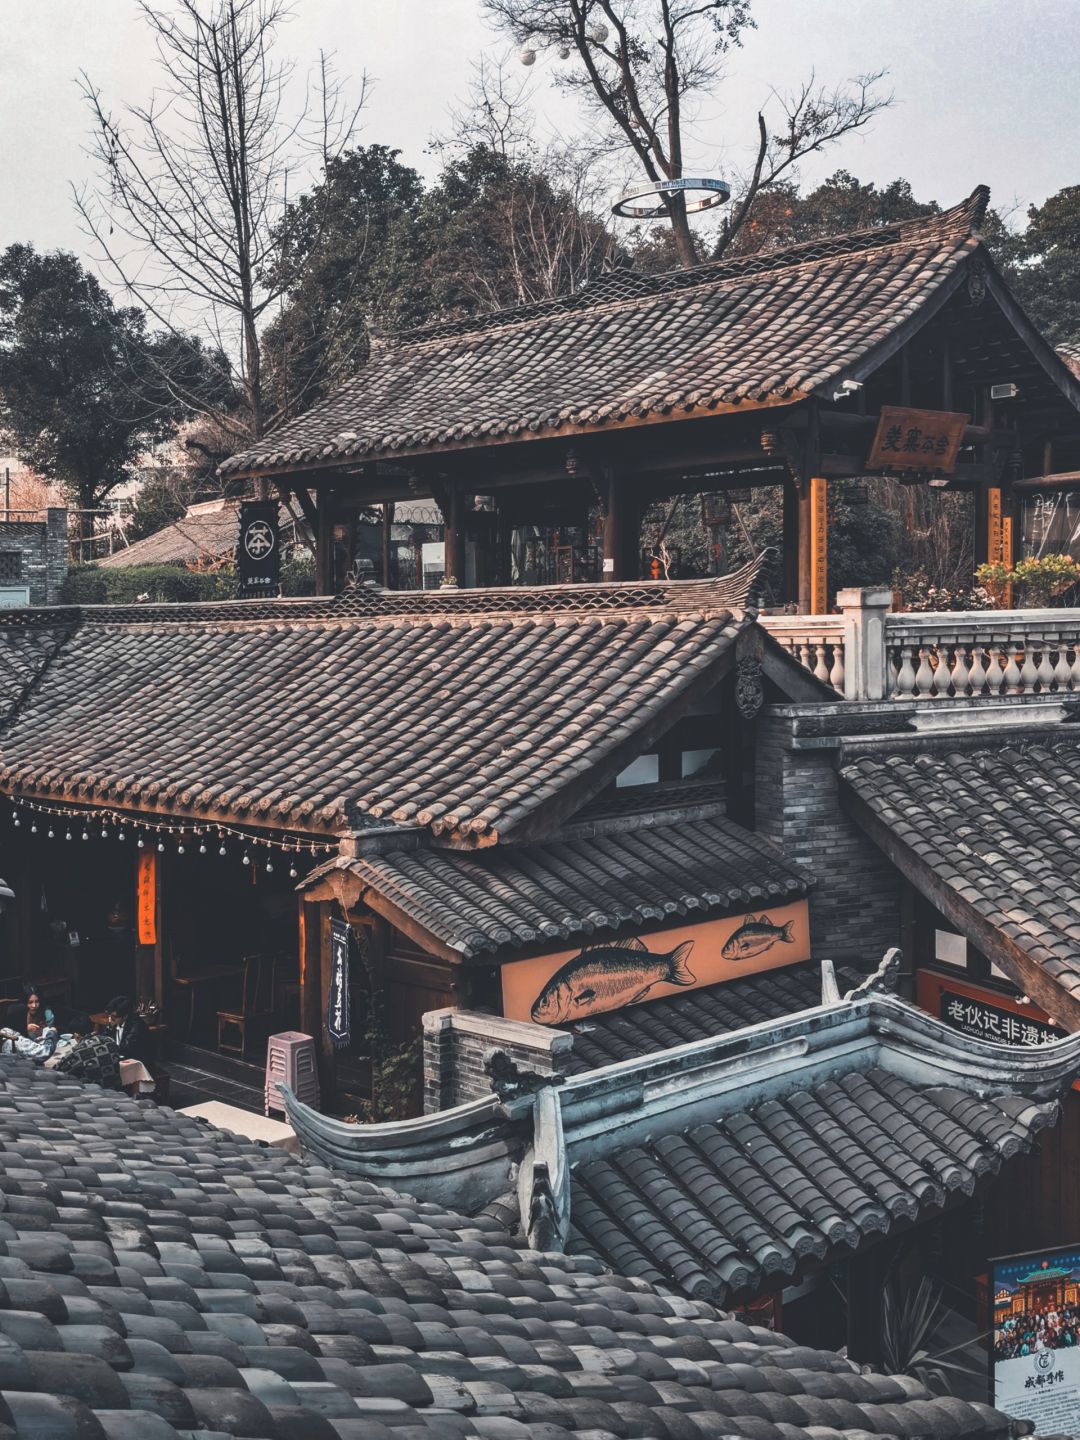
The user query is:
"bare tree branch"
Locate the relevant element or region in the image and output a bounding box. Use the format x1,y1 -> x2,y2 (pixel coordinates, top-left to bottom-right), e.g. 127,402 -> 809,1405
75,0 -> 365,442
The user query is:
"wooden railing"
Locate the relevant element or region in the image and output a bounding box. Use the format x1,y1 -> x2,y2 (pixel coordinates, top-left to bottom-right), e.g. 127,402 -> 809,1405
759,615 -> 846,692
761,600 -> 1080,702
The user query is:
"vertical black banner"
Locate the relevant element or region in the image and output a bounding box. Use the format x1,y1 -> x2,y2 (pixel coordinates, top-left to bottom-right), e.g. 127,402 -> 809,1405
236,501 -> 280,598
328,917 -> 352,1050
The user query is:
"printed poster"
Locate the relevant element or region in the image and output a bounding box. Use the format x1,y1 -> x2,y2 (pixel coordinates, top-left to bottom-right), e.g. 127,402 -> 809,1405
501,899 -> 811,1026
992,1247 -> 1080,1436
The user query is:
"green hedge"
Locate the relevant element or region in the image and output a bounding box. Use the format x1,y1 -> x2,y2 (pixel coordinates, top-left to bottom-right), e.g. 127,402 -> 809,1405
60,558 -> 317,605
60,565 -> 236,605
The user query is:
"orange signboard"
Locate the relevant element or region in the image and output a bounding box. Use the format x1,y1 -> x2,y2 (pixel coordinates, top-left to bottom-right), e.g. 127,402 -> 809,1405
867,406 -> 968,474
136,850 -> 157,947
502,900 -> 811,1026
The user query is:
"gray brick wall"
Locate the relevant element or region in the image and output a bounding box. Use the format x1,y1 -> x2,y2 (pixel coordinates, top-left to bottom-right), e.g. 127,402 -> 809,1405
423,1009 -> 573,1112
0,509 -> 68,607
755,707 -> 900,967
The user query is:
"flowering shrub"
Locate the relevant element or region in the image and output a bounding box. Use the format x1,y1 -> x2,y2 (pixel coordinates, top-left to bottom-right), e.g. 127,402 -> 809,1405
975,553 -> 1080,608
894,569 -> 995,612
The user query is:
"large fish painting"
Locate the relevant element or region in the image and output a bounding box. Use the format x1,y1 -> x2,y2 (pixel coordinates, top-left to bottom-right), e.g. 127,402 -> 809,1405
530,937 -> 695,1025
721,914 -> 796,960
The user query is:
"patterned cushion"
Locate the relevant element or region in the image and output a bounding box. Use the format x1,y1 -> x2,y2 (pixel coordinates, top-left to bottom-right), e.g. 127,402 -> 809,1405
54,1034 -> 122,1090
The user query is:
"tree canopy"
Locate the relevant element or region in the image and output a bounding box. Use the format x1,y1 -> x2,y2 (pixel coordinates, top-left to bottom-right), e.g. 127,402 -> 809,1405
0,244 -> 220,519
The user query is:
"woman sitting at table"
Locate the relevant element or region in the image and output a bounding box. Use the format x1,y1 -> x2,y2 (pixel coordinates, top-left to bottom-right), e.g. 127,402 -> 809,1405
1,984 -> 60,1059
47,1013 -> 122,1089
105,995 -> 156,1068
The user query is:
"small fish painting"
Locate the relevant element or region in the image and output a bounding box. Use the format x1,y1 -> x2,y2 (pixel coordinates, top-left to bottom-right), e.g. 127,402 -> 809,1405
530,937 -> 695,1025
721,914 -> 795,960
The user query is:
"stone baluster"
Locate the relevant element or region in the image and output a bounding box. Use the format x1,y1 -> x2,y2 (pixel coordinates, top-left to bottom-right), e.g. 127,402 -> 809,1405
829,646 -> 845,693
1002,647 -> 1022,694
914,648 -> 935,697
984,647 -> 1005,694
895,645 -> 916,698
1020,644 -> 1041,692
951,644 -> 971,697
968,645 -> 988,696
1035,646 -> 1055,692
1054,647 -> 1073,691
932,645 -> 953,698
812,645 -> 831,685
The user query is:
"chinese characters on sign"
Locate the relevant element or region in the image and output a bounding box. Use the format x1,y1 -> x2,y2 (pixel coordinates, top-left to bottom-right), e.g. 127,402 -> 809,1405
940,989 -> 1061,1048
809,477 -> 828,615
866,406 -> 969,474
136,851 -> 156,947
327,917 -> 352,1050
236,500 -> 281,599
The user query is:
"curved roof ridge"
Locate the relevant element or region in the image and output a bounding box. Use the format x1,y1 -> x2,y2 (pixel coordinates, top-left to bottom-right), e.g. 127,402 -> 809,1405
380,185 -> 991,350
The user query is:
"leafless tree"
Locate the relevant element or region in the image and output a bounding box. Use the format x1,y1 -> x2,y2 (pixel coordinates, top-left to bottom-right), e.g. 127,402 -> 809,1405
434,55 -> 618,308
75,0 -> 365,444
483,0 -> 890,266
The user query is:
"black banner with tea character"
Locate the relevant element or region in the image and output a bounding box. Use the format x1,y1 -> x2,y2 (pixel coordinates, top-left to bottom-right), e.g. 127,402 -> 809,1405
236,500 -> 280,598
328,917 -> 352,1050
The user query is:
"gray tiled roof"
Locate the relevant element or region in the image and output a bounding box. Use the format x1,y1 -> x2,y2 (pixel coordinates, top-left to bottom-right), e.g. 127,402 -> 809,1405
97,502 -> 275,568
0,1055 -> 1030,1439
563,960 -> 850,1074
569,1065 -> 1057,1304
221,192 -> 991,477
0,566 -> 758,843
840,739 -> 1080,1011
339,811 -> 812,959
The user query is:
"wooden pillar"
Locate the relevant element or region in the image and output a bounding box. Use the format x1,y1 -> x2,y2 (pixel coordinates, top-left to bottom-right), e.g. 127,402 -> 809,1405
782,479 -> 799,606
619,484 -> 642,581
299,898 -> 321,1039
973,483 -> 990,568
444,482 -> 467,586
602,470 -> 622,581
798,477 -> 828,614
381,501 -> 395,589
315,488 -> 335,594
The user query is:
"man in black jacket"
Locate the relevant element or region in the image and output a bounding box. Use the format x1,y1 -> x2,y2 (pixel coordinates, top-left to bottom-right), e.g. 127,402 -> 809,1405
105,995 -> 156,1069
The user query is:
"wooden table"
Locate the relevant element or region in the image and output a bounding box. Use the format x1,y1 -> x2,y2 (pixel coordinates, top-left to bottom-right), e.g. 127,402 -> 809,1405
172,967 -> 237,1037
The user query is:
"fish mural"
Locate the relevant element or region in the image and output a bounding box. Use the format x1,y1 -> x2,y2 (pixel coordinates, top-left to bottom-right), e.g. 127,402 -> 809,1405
721,914 -> 796,960
530,937 -> 695,1025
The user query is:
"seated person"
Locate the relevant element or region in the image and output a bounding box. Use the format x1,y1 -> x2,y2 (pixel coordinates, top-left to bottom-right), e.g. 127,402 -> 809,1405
1,985 -> 60,1060
48,1012 -> 121,1090
105,995 -> 156,1068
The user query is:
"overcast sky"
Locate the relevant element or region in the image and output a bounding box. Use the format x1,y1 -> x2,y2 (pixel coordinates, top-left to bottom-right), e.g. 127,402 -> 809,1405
1,0 -> 1077,269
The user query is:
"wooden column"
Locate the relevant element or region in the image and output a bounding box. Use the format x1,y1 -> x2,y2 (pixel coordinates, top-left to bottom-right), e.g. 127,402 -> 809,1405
782,479 -> 800,606
973,483 -> 990,568
619,483 -> 642,581
602,470 -> 621,581
299,898 -> 322,1039
444,481 -> 467,586
798,477 -> 828,614
381,501 -> 395,588
315,488 -> 335,594
846,1237 -> 898,1366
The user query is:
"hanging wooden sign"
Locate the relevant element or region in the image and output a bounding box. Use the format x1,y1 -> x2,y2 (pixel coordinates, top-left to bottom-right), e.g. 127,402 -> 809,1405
136,851 -> 157,947
866,406 -> 969,474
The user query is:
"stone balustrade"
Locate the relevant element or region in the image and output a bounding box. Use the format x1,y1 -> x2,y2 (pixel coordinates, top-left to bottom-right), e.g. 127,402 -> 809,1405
758,615 -> 846,692
886,610 -> 1080,699
761,598 -> 1080,702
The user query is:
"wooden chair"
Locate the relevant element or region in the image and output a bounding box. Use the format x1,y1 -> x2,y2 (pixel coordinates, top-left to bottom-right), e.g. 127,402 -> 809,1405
216,954 -> 277,1057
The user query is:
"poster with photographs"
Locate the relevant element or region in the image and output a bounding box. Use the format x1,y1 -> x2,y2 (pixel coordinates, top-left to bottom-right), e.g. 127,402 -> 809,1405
992,1246 -> 1080,1436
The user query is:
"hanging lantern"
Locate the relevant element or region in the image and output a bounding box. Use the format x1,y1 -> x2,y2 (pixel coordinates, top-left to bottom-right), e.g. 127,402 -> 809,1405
519,45 -> 536,65
588,21 -> 608,42
557,43 -> 571,58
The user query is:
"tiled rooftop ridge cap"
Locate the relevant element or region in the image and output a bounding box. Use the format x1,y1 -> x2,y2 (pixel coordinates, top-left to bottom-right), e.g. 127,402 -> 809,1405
0,555 -> 765,630
377,185 -> 990,351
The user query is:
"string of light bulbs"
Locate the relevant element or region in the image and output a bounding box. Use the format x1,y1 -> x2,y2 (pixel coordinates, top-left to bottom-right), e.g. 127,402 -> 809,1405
5,794 -> 337,879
